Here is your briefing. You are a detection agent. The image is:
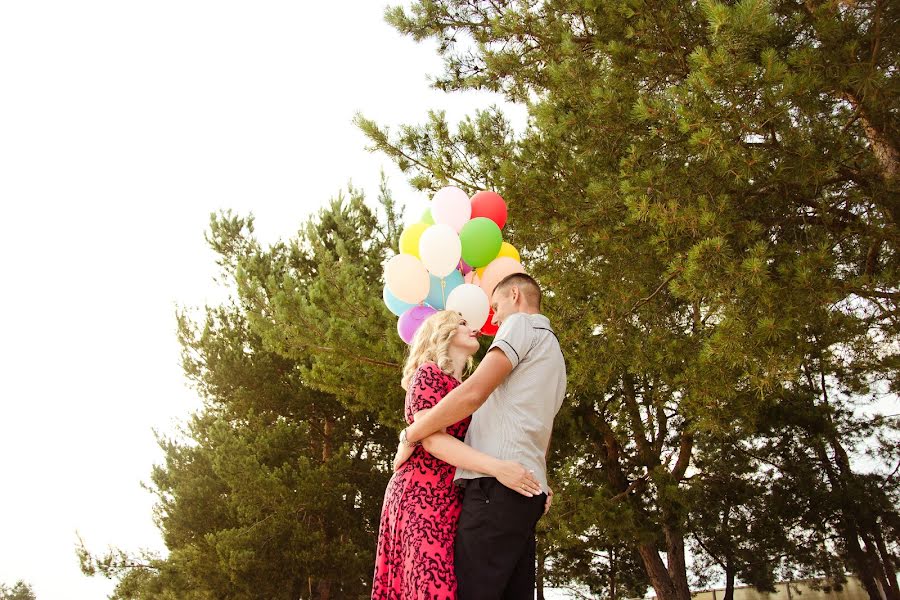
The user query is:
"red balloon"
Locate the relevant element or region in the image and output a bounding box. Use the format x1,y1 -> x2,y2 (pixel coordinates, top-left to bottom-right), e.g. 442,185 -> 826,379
470,191 -> 507,229
480,309 -> 499,336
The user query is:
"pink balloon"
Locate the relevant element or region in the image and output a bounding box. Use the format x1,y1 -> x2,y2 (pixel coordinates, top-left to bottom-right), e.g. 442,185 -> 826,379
458,259 -> 473,275
479,256 -> 526,299
397,305 -> 437,344
431,186 -> 472,232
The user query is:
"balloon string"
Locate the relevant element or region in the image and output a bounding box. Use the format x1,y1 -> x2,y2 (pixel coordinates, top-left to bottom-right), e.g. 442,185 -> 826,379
441,277 -> 447,307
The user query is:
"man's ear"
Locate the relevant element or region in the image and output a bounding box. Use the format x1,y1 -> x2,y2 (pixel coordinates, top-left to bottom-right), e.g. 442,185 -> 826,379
510,286 -> 520,303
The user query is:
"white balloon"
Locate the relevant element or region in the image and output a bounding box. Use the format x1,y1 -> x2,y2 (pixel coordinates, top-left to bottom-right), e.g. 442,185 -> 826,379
431,186 -> 472,232
418,224 -> 462,277
384,254 -> 430,303
446,283 -> 490,330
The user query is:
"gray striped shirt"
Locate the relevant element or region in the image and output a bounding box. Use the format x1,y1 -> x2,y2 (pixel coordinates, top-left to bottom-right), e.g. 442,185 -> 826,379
455,312 -> 567,491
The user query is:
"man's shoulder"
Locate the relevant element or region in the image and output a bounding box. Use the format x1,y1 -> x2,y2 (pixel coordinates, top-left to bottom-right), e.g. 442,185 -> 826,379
501,313 -> 557,340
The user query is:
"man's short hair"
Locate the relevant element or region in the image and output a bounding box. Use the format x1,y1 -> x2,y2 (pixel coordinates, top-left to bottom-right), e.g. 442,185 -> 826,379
493,272 -> 542,309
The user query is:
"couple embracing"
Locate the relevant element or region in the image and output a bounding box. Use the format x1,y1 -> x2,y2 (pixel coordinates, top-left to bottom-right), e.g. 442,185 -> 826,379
372,273 -> 567,599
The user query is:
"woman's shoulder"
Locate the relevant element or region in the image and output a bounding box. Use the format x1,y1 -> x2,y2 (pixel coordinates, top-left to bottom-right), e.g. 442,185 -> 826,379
415,361 -> 441,377
413,362 -> 456,384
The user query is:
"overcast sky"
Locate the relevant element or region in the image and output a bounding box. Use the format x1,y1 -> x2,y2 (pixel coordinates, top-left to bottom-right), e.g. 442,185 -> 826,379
0,2 -> 531,598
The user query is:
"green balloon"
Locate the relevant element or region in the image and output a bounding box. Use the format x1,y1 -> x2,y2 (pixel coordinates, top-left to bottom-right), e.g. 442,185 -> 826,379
421,208 -> 435,225
460,217 -> 503,267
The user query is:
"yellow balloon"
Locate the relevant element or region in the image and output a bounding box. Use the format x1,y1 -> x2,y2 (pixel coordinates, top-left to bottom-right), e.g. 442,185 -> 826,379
399,223 -> 430,257
476,243 -> 518,280
497,242 -> 520,262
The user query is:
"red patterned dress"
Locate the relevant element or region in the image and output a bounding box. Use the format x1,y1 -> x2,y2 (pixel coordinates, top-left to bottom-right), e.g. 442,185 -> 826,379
372,362 -> 472,599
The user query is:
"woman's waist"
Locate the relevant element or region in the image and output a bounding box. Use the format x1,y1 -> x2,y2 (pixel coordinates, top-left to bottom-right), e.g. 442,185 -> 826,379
395,456 -> 459,482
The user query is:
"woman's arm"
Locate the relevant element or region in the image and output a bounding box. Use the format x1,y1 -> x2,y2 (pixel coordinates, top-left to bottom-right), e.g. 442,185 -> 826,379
422,433 -> 542,497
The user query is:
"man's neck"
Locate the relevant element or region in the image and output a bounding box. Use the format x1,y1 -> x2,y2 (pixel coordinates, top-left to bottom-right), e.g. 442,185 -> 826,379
516,305 -> 541,315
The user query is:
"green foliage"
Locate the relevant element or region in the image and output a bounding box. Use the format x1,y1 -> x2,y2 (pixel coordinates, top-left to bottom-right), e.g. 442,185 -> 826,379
364,1 -> 899,598
0,581 -> 36,600
79,2 -> 899,597
230,183 -> 409,426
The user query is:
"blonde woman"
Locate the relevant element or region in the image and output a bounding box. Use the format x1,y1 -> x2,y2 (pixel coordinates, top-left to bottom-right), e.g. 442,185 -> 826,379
371,310 -> 541,599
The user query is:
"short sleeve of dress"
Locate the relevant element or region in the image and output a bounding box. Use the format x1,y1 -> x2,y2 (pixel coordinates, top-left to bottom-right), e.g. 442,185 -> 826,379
407,363 -> 445,416
488,313 -> 532,369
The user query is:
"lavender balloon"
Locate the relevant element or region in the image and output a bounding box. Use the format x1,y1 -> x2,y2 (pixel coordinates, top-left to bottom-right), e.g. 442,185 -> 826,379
397,305 -> 437,344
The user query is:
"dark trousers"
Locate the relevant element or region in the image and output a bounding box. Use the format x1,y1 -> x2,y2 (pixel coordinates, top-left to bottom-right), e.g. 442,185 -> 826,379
455,477 -> 546,600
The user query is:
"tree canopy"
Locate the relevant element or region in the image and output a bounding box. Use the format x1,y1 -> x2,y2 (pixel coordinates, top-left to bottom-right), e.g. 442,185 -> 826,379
81,1 -> 898,599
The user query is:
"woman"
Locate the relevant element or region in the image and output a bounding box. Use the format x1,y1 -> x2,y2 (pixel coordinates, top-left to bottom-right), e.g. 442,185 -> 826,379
371,310 -> 540,599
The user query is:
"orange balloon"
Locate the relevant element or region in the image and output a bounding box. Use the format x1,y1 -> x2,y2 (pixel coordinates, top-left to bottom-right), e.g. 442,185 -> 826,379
479,256 -> 526,298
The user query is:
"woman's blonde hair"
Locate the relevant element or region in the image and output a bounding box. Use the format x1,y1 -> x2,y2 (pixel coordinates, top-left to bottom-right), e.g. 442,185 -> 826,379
401,310 -> 474,390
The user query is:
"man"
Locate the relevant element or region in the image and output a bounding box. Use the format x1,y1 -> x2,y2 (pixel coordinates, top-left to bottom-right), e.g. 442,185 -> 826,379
397,272 -> 567,599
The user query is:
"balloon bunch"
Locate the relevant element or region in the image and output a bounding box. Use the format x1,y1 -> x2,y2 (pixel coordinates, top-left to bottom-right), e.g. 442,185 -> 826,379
383,187 -> 525,343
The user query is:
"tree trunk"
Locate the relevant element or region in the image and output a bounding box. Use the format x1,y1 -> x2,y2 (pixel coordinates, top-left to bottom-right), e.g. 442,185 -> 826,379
664,525 -> 692,600
844,517 -> 885,600
829,436 -> 898,600
814,441 -> 884,600
638,543 -> 679,600
850,95 -> 899,183
316,578 -> 331,600
805,366 -> 896,600
723,556 -> 736,600
863,533 -> 895,600
590,400 -> 694,600
872,525 -> 900,600
323,416 -> 334,462
842,95 -> 900,226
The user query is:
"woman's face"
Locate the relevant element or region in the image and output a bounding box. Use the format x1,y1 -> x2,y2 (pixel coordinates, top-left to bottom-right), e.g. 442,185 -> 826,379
449,318 -> 481,356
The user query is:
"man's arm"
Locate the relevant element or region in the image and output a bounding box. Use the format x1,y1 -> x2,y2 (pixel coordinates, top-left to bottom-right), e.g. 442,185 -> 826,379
404,348 -> 513,443
422,433 -> 542,496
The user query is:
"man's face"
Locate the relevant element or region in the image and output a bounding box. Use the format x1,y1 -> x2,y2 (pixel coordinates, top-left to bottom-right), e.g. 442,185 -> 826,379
490,286 -> 515,327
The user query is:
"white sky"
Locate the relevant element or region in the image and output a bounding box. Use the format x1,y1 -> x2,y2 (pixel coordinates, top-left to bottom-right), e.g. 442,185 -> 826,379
0,2 -> 532,598
3,3 -> 895,600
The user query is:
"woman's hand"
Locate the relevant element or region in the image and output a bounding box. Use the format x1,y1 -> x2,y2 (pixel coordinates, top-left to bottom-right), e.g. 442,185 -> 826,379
544,486 -> 554,514
494,461 -> 543,497
393,440 -> 415,472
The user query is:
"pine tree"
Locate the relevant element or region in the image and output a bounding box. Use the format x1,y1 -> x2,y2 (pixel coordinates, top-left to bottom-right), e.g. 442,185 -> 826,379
78,188 -> 403,599
357,1 -> 899,598
77,2 -> 900,594
0,581 -> 36,600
